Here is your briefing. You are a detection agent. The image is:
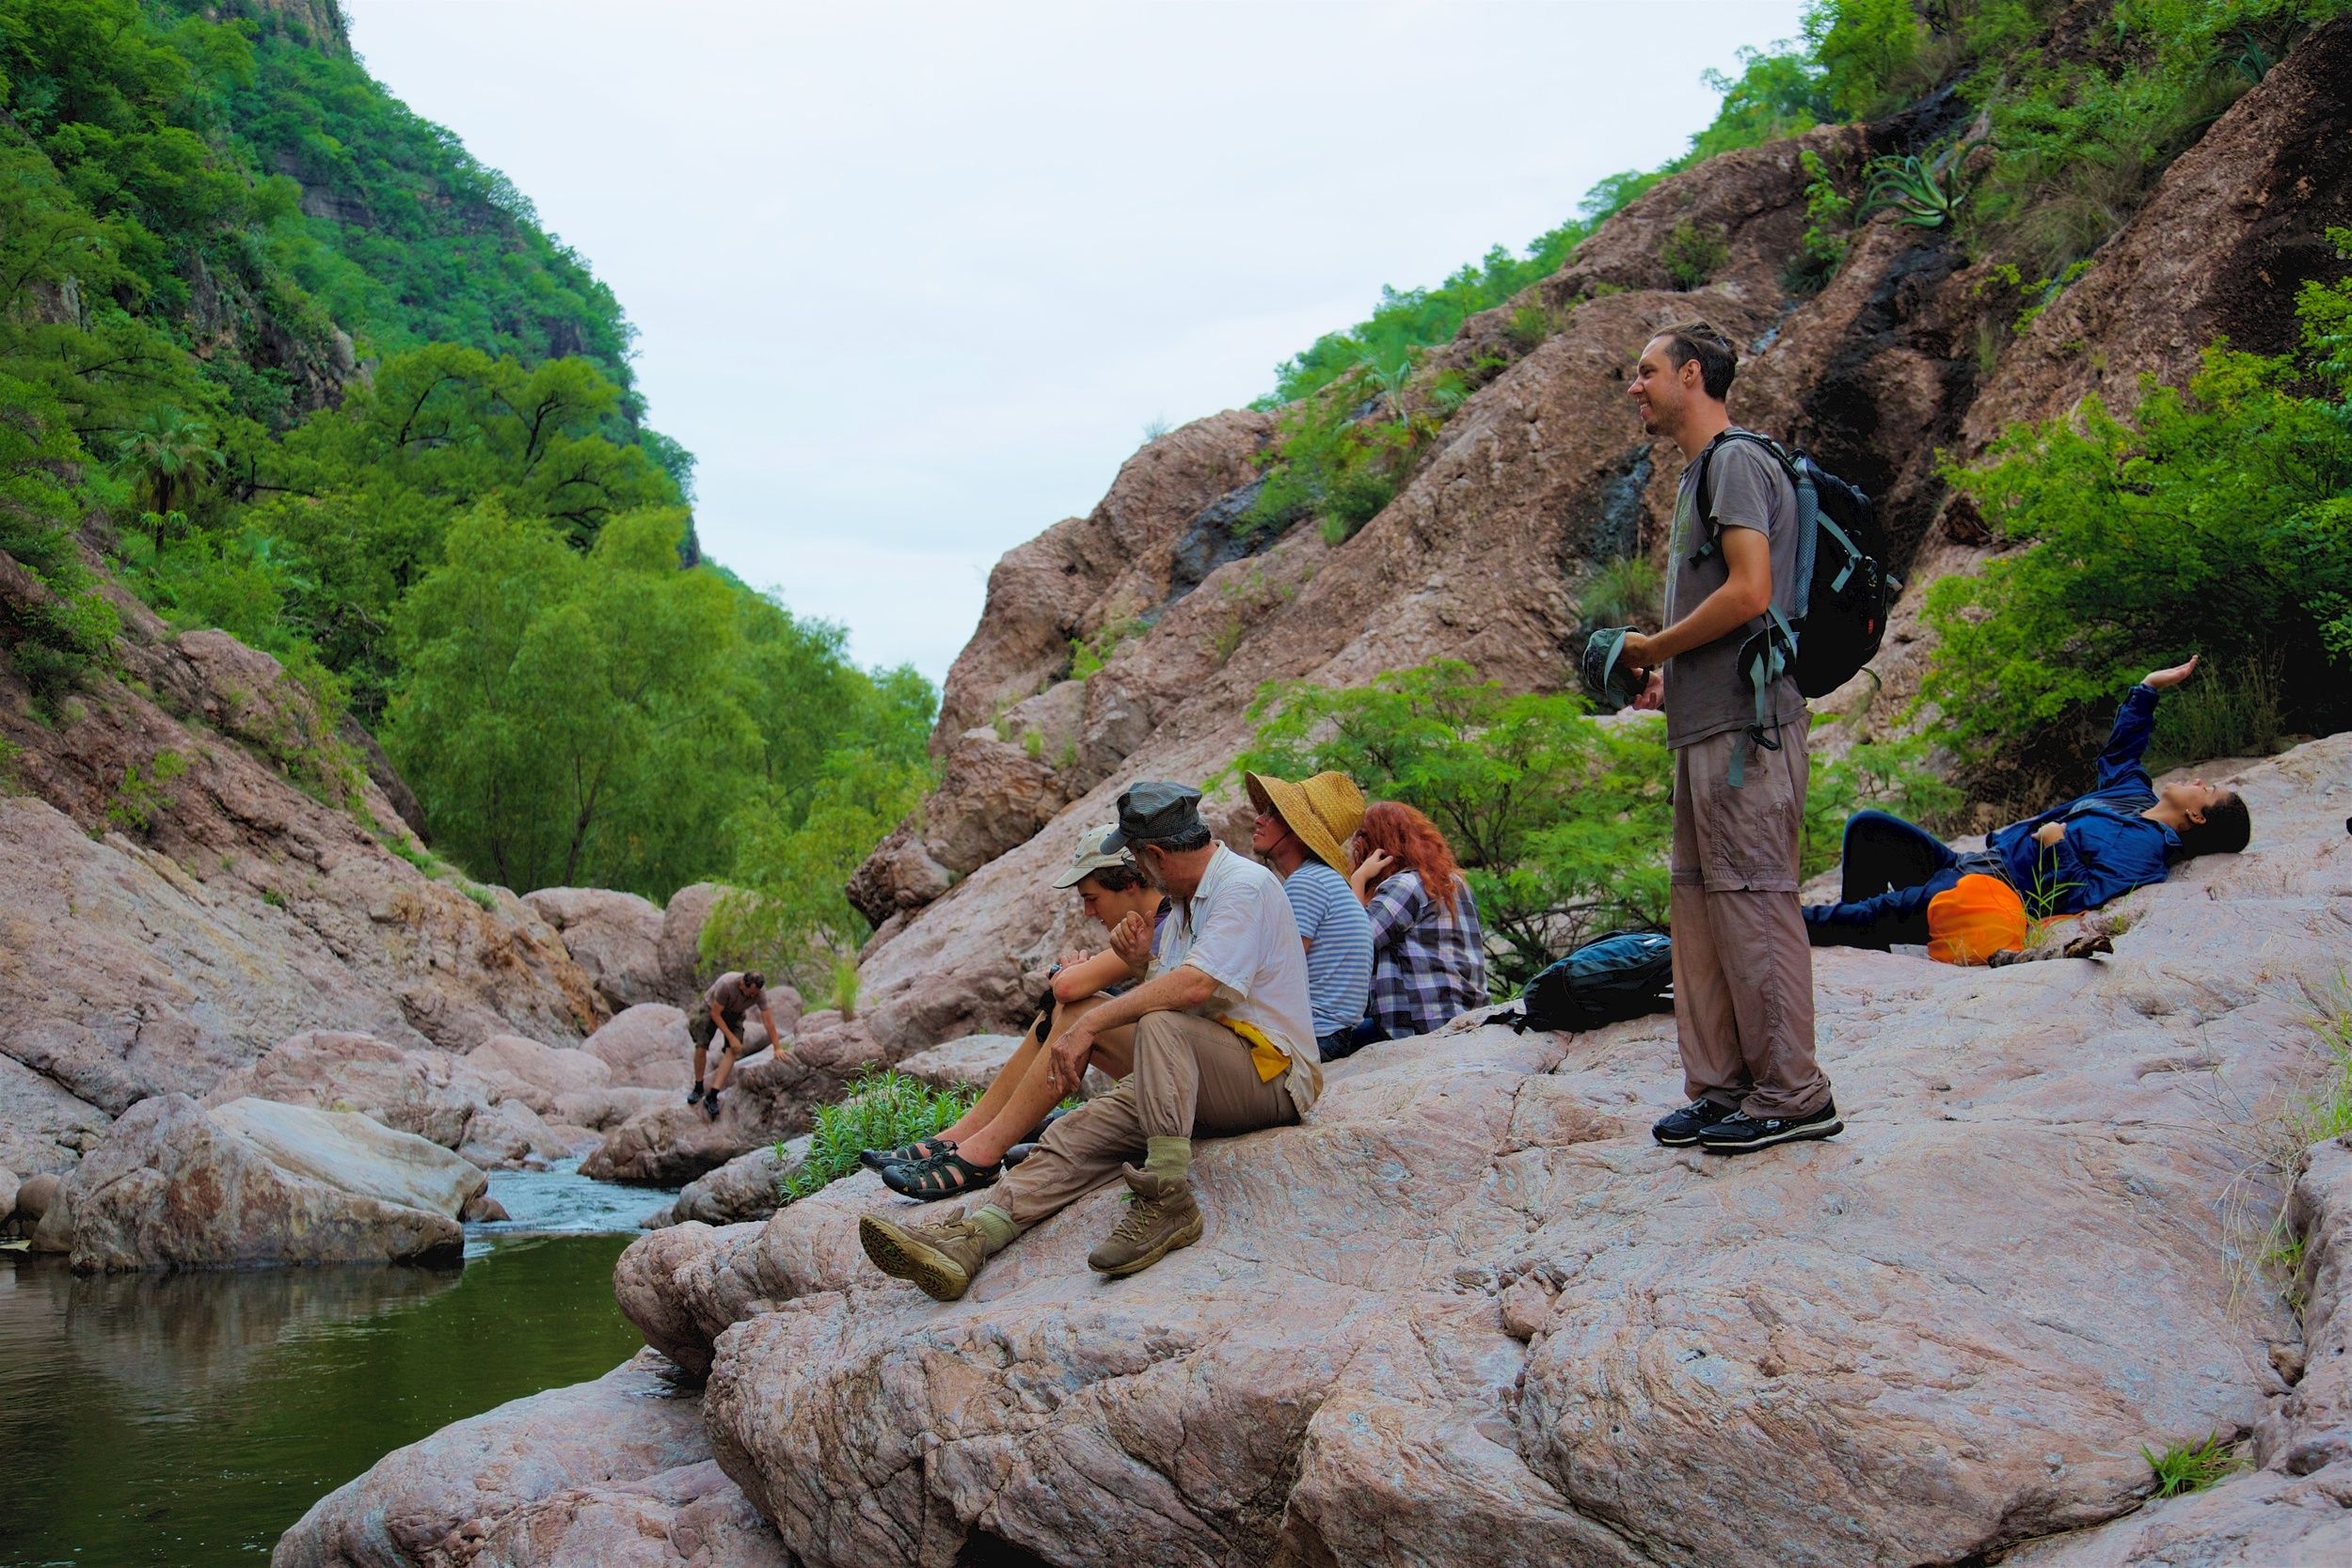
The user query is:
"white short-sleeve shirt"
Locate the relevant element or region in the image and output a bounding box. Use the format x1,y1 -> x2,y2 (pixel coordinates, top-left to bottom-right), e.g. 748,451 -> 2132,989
1150,844 -> 1321,1113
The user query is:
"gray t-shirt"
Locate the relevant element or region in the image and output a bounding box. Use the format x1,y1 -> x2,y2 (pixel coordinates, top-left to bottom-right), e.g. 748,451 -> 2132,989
1661,429 -> 1806,749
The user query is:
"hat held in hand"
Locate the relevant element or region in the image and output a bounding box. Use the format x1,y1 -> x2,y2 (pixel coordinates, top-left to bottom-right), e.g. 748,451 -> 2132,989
1244,769 -> 1366,876
1581,626 -> 1643,712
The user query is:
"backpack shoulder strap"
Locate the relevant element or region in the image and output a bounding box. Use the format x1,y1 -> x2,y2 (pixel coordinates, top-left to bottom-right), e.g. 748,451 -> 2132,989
1689,431 -> 1801,562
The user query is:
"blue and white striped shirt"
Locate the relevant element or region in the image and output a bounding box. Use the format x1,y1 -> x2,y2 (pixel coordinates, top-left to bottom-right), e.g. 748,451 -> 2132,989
1283,861 -> 1374,1038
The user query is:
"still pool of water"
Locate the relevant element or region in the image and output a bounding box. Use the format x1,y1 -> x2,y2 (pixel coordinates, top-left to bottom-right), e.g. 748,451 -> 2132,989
0,1165 -> 673,1567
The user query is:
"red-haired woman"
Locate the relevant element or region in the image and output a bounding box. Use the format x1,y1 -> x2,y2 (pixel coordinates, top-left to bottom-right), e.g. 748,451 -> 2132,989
1343,801 -> 1488,1053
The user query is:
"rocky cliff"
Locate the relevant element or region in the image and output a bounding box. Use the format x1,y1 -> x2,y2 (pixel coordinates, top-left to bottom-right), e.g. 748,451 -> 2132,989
843,19 -> 2352,1061
278,733 -> 2352,1567
0,554 -> 605,1179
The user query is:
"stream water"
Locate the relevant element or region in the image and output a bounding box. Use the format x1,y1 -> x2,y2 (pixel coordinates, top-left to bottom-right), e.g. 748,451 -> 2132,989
0,1164 -> 673,1567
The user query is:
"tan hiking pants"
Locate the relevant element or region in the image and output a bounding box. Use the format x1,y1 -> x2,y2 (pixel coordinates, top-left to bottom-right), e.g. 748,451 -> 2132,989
1669,717 -> 1830,1120
995,1008 -> 1297,1228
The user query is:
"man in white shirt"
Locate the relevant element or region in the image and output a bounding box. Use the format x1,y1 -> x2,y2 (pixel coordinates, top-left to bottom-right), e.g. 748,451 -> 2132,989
861,781 -> 1319,1302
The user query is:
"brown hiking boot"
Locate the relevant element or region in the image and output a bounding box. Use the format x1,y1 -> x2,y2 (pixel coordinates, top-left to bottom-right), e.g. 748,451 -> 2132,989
859,1207 -> 990,1302
1086,1165 -> 1203,1277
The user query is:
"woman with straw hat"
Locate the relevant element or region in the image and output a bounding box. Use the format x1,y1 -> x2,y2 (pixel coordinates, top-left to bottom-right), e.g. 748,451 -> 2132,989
1244,769 -> 1375,1060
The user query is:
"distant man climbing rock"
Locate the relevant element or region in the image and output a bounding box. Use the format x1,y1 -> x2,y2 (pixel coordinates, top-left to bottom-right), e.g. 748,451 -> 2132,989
1617,320 -> 1840,1154
687,970 -> 781,1122
860,780 -> 1320,1301
1805,657 -> 2251,950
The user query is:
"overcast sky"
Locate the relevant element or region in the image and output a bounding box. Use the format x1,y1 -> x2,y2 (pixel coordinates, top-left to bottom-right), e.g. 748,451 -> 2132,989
344,0 -> 1808,686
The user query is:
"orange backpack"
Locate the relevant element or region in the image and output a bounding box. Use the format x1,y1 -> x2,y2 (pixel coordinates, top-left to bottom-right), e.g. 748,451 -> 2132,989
1926,873 -> 2028,965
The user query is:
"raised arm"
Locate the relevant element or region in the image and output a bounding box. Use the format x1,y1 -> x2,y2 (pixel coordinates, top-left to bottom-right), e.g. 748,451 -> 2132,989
2097,657 -> 2198,790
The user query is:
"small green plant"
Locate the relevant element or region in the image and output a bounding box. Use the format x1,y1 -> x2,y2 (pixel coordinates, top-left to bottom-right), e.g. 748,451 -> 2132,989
2149,653 -> 2284,768
777,1070 -> 977,1203
1022,728 -> 1043,759
1579,555 -> 1663,628
1142,415 -> 1172,443
1863,151 -> 1966,229
261,887 -> 286,910
105,751 -> 190,837
0,736 -> 24,794
2142,1433 -> 2245,1499
828,954 -> 861,1020
463,882 -> 497,911
1505,304 -> 1553,353
1069,616 -> 1145,682
1785,149 -> 1853,293
1660,221 -> 1730,291
1211,613 -> 1246,665
1056,737 -> 1079,772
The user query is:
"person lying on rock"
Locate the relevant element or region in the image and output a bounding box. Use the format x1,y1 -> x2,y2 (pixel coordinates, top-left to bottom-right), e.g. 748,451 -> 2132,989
687,970 -> 781,1122
859,823 -> 1170,1198
1804,657 -> 2251,950
1617,320 -> 1840,1154
1245,768 -> 1375,1059
1342,801 -> 1488,1053
859,780 -> 1320,1301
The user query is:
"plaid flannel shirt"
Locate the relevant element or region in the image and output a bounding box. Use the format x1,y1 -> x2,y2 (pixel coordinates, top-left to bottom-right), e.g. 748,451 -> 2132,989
1364,870 -> 1487,1038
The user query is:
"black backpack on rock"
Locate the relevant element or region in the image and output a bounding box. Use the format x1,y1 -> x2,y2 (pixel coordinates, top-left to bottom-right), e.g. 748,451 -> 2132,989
1501,930 -> 1675,1035
1692,432 -> 1896,702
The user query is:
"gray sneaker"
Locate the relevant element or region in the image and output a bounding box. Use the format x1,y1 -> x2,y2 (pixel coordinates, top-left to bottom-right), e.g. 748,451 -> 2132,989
860,1207 -> 991,1302
1086,1165 -> 1202,1277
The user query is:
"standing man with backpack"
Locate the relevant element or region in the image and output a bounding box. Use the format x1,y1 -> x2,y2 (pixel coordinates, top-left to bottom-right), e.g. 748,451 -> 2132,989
1615,322 -> 1841,1152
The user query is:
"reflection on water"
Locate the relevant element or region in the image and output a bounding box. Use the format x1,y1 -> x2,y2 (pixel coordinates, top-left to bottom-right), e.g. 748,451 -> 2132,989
0,1169 -> 671,1568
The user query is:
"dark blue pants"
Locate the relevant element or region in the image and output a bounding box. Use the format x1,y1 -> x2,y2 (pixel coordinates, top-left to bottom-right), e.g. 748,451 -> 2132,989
1803,809 -> 1969,950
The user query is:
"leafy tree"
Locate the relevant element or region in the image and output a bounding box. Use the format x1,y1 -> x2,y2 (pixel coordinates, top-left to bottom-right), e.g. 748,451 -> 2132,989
1923,245 -> 2352,765
1228,660 -> 1674,990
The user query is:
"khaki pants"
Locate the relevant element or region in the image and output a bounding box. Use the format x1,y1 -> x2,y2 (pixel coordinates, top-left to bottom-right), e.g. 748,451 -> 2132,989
995,1009 -> 1297,1228
1669,716 -> 1829,1119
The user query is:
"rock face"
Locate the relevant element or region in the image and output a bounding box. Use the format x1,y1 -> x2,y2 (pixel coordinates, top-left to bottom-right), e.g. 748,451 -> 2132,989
58,1094 -> 467,1273
657,883 -> 724,1006
204,1030 -> 499,1149
207,1097 -> 486,1218
891,1033 -> 1025,1094
441,736 -> 2351,1568
0,583 -> 605,1179
467,1035 -> 615,1115
523,887 -> 669,1010
664,1138 -> 809,1228
273,1350 -> 789,1568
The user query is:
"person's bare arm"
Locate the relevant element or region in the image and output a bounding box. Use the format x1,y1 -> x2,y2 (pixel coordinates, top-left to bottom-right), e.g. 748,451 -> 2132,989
760,1004 -> 782,1053
1053,947 -> 1131,1002
1047,965 -> 1218,1095
1622,526 -> 1772,675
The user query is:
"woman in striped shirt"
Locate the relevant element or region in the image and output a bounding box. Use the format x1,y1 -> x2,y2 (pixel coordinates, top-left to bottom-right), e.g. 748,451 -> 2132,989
1346,801 -> 1488,1046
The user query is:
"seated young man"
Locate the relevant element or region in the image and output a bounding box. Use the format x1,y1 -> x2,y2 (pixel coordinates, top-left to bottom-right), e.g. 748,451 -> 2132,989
1805,658 -> 2251,950
860,824 -> 1168,1198
860,780 -> 1320,1301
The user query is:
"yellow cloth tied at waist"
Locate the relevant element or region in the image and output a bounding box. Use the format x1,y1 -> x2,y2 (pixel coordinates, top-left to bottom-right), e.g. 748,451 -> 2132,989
1217,1017 -> 1291,1084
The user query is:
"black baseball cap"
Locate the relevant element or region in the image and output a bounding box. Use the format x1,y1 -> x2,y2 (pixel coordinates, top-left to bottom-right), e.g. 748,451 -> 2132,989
1103,781 -> 1205,850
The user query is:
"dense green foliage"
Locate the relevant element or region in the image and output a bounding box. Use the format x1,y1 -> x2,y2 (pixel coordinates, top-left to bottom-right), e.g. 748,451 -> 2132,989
0,0 -> 932,911
1923,248 -> 2352,763
777,1071 -> 978,1204
1229,661 -> 1963,988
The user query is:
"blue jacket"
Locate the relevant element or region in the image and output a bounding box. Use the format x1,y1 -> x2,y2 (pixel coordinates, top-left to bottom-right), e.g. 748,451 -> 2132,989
1988,685 -> 2180,915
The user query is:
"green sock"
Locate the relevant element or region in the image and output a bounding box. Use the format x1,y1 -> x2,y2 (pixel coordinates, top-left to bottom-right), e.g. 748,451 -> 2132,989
973,1205 -> 1021,1254
1142,1135 -> 1192,1181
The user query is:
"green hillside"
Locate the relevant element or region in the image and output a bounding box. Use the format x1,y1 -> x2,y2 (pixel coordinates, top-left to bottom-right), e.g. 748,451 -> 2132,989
0,0 -> 931,917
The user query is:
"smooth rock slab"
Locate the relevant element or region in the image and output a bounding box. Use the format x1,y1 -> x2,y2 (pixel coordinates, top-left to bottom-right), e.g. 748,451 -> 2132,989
523,887 -> 669,1011
204,1031 -> 500,1150
62,1095 -> 461,1273
210,1098 -> 485,1217
271,1350 -> 787,1568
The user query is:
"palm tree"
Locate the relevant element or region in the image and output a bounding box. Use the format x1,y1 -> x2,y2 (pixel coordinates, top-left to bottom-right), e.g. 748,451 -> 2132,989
116,406 -> 223,555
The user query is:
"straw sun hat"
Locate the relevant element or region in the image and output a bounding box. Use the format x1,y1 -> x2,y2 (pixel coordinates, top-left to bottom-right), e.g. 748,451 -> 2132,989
1243,769 -> 1367,876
